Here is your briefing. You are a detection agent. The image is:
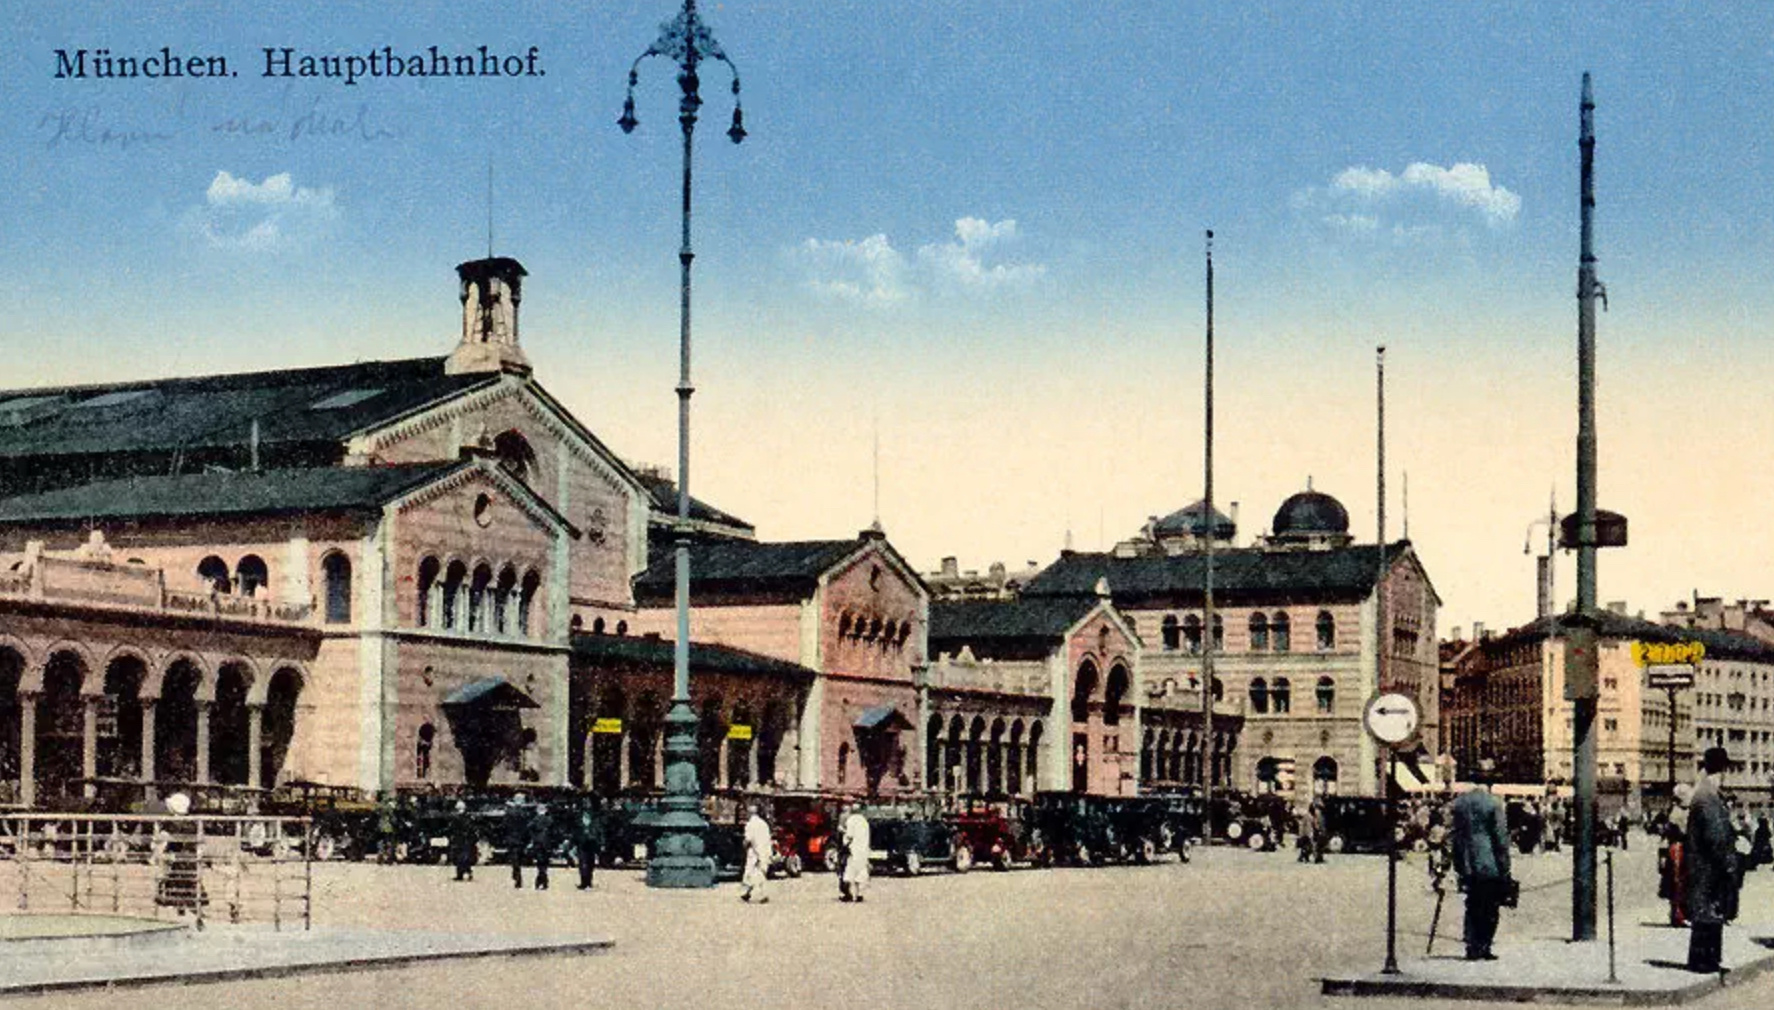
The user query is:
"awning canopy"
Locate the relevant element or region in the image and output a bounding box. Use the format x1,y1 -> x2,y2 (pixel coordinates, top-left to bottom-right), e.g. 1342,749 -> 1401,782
853,705 -> 913,731
442,677 -> 539,710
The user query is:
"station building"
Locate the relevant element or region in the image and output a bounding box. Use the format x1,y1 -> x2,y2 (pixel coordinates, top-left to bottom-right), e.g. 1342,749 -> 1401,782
1019,488 -> 1441,801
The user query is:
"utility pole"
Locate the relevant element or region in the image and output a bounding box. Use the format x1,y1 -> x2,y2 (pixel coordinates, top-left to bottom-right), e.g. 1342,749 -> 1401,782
1201,230 -> 1217,809
1570,71 -> 1602,942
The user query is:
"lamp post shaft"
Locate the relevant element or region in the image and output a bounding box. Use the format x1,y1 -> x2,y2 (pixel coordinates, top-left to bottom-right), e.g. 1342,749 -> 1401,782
1572,70 -> 1600,941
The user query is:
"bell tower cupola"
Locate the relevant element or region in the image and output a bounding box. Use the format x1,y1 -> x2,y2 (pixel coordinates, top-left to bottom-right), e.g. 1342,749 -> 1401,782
447,256 -> 531,375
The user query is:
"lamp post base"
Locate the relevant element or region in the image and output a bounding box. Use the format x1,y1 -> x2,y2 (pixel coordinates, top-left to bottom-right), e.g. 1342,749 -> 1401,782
645,699 -> 715,889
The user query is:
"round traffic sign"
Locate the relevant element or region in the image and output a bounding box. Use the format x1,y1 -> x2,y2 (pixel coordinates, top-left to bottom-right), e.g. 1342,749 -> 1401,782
1363,692 -> 1420,747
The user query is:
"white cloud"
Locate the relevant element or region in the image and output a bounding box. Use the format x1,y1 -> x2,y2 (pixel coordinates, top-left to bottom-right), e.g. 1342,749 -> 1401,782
916,217 -> 1045,289
1321,161 -> 1520,225
798,234 -> 910,307
796,216 -> 1044,307
184,170 -> 338,251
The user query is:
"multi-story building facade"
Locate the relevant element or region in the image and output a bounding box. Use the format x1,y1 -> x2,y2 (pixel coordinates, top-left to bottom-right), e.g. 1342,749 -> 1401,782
1021,488 -> 1440,800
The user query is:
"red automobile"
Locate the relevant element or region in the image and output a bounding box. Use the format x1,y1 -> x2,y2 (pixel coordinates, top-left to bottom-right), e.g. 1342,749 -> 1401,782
947,802 -> 1043,871
765,793 -> 843,876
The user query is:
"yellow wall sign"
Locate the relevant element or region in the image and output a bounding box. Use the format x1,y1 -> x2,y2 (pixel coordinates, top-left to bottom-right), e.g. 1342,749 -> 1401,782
592,718 -> 623,735
727,724 -> 753,741
1631,641 -> 1704,668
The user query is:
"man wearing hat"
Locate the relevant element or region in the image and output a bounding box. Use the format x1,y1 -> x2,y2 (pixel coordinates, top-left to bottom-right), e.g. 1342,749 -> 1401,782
1685,746 -> 1741,973
1449,758 -> 1512,961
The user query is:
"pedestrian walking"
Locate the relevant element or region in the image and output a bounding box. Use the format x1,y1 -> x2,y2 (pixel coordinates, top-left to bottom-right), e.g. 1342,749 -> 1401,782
376,793 -> 399,865
1685,746 -> 1742,974
448,800 -> 478,882
505,793 -> 531,889
1750,816 -> 1772,871
1659,820 -> 1687,927
740,803 -> 771,904
1449,765 -> 1513,962
573,803 -> 605,890
529,803 -> 554,890
838,806 -> 871,903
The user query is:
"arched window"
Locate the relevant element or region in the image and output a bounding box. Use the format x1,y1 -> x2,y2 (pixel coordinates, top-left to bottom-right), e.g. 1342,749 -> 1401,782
1104,664 -> 1130,726
493,430 -> 538,484
442,561 -> 467,629
322,552 -> 352,624
839,612 -> 852,639
1248,613 -> 1269,652
198,556 -> 231,594
1316,610 -> 1336,650
467,564 -> 492,631
1211,615 -> 1224,652
593,616 -> 606,635
1249,676 -> 1270,714
236,555 -> 269,597
1211,676 -> 1224,702
1072,660 -> 1099,723
416,723 -> 435,779
1313,756 -> 1339,795
1183,615 -> 1202,654
836,742 -> 849,787
518,570 -> 541,637
884,620 -> 898,649
1271,611 -> 1290,652
615,619 -> 627,636
494,565 -> 517,634
1161,615 -> 1180,651
417,557 -> 440,627
1271,677 -> 1292,714
1316,676 -> 1336,714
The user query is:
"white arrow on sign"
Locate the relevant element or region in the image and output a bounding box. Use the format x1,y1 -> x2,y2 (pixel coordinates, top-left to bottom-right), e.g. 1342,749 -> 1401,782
1364,692 -> 1420,747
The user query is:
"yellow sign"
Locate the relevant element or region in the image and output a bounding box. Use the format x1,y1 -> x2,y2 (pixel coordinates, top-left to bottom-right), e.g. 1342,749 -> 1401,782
591,718 -> 623,735
727,724 -> 753,741
1631,640 -> 1704,668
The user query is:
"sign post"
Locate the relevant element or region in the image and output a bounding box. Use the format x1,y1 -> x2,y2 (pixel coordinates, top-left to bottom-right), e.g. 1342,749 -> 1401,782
1633,641 -> 1703,814
1364,692 -> 1421,976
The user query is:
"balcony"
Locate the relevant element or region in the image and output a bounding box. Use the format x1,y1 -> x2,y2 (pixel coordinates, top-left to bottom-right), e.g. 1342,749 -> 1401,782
0,554 -> 314,626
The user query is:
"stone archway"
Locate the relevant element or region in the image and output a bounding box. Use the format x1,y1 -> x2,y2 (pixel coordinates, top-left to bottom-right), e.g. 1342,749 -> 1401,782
261,668 -> 303,788
36,651 -> 88,803
99,654 -> 147,780
209,663 -> 253,786
0,647 -> 22,801
155,659 -> 203,784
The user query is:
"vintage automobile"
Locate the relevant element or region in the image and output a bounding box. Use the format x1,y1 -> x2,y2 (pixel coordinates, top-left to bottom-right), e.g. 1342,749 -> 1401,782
1103,796 -> 1191,862
1030,792 -> 1142,866
1218,792 -> 1292,851
1318,796 -> 1394,854
854,801 -> 961,875
763,792 -> 843,876
947,801 -> 1043,871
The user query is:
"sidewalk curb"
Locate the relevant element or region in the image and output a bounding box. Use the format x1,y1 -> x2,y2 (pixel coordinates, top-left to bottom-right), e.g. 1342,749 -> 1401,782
0,935 -> 614,998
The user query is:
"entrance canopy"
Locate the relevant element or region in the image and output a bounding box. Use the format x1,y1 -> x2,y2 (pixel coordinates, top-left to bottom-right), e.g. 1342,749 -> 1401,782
442,677 -> 539,711
853,705 -> 913,731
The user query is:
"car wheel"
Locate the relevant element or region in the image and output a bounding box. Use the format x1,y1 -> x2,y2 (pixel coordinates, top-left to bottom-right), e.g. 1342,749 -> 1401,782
1412,837 -> 1429,853
1326,834 -> 1347,854
1158,824 -> 1176,853
315,835 -> 337,861
994,848 -> 1014,872
821,843 -> 842,873
784,853 -> 803,878
953,845 -> 974,873
1138,838 -> 1158,864
1226,822 -> 1243,841
1246,832 -> 1266,851
1028,830 -> 1049,868
903,851 -> 923,877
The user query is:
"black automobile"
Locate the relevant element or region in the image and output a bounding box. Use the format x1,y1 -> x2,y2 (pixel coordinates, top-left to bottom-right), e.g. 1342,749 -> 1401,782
854,802 -> 960,875
1031,792 -> 1144,866
1104,796 -> 1190,862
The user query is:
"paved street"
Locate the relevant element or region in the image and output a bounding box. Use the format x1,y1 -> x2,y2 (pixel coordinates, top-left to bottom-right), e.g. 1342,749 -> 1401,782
17,842 -> 1774,1009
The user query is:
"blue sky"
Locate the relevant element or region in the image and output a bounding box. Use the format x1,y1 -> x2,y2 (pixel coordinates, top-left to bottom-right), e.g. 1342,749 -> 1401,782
5,2 -> 1773,634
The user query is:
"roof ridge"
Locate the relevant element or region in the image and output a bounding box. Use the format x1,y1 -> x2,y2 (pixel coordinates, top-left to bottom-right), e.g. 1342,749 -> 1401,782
0,356 -> 449,400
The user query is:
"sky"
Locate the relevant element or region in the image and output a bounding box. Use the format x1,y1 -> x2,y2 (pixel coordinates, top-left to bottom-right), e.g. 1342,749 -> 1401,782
4,1 -> 1772,637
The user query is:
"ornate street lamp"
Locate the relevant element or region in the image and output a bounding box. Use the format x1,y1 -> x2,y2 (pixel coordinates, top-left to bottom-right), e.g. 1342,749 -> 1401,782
619,0 -> 745,889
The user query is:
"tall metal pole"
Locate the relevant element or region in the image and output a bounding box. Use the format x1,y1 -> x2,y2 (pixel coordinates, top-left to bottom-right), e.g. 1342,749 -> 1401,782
1201,230 -> 1216,809
1376,345 -> 1388,796
619,0 -> 745,889
1572,70 -> 1601,941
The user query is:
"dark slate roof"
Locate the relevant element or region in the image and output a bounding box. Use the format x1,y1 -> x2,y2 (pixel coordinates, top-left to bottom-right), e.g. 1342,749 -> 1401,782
634,471 -> 755,534
0,462 -> 463,524
1498,613 -> 1774,663
929,597 -> 1102,645
570,633 -> 816,679
634,538 -> 864,601
0,357 -> 494,459
1022,542 -> 1415,606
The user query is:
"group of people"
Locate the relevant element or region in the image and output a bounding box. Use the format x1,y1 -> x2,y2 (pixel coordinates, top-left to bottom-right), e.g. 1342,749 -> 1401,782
442,795 -> 607,892
741,803 -> 871,905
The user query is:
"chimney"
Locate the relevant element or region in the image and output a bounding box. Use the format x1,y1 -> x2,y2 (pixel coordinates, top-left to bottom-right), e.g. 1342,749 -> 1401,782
1472,621 -> 1486,641
940,556 -> 958,578
1606,600 -> 1627,615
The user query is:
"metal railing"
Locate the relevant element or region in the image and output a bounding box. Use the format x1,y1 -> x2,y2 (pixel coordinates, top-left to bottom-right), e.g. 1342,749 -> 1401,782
1,813 -> 313,930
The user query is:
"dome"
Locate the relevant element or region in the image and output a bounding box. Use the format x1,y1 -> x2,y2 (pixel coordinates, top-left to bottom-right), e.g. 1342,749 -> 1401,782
1152,499 -> 1235,539
1271,490 -> 1349,538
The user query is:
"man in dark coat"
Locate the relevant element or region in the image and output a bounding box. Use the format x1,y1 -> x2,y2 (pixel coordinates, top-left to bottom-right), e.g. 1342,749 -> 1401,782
1449,766 -> 1513,961
529,803 -> 555,890
573,803 -> 605,891
1686,747 -> 1740,973
447,800 -> 478,882
505,794 -> 532,889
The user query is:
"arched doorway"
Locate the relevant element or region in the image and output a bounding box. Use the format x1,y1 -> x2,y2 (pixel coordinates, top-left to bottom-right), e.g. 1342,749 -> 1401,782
925,714 -> 943,792
758,700 -> 787,787
987,718 -> 1006,794
727,703 -> 754,788
99,655 -> 146,779
1026,721 -> 1043,793
1007,721 -> 1025,796
0,648 -> 21,801
630,692 -> 661,789
156,660 -> 202,784
1313,756 -> 1339,795
261,668 -> 302,788
945,715 -> 965,791
965,716 -> 986,795
210,664 -> 252,786
37,651 -> 87,801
